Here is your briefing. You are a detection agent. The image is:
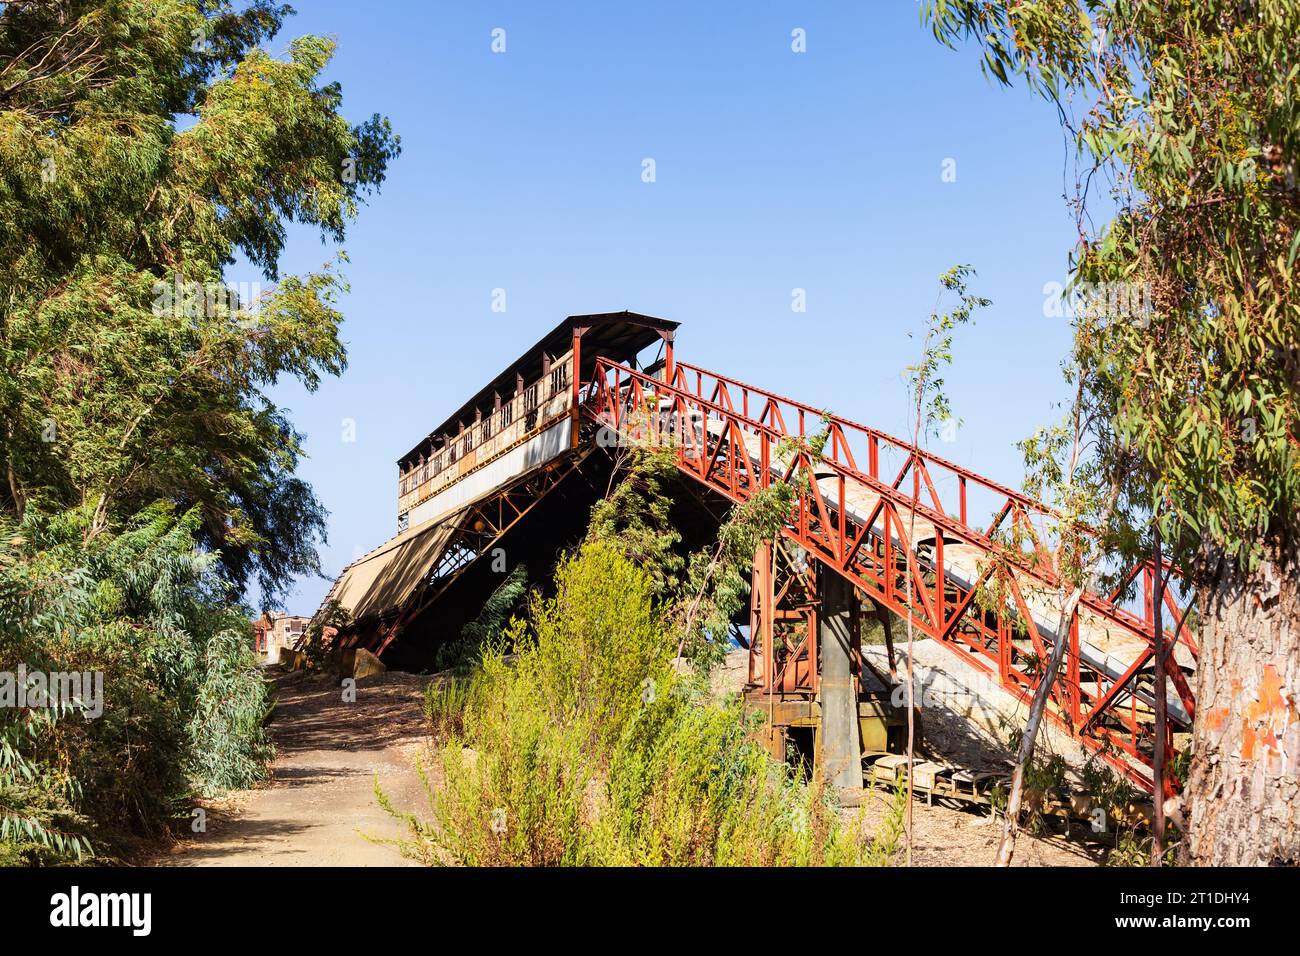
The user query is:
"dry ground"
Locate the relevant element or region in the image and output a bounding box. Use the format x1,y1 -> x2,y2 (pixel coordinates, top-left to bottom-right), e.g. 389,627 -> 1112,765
156,651 -> 1103,867
156,669 -> 433,867
852,786 -> 1102,866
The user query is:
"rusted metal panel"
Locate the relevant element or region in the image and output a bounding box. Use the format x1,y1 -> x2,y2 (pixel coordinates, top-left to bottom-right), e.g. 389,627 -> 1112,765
399,351 -> 575,516
406,416 -> 573,529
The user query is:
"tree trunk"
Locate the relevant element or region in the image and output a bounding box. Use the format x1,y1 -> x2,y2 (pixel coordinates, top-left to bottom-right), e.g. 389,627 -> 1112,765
1186,550 -> 1300,866
994,586 -> 1083,866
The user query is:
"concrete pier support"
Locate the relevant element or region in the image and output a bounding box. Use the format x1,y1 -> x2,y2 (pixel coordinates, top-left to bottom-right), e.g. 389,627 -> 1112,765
818,569 -> 861,790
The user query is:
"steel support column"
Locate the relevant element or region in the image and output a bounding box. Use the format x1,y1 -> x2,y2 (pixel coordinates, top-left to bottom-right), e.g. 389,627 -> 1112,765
819,568 -> 861,790
570,325 -> 587,449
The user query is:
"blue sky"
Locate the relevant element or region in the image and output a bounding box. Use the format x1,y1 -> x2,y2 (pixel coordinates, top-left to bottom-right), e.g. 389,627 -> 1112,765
253,1 -> 1082,613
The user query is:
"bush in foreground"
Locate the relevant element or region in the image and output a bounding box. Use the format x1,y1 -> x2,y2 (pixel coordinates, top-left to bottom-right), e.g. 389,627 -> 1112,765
381,540 -> 900,866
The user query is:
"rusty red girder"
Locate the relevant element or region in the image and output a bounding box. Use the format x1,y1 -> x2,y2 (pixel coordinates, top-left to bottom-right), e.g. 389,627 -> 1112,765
584,357 -> 1197,789
748,537 -> 822,698
337,449 -> 595,659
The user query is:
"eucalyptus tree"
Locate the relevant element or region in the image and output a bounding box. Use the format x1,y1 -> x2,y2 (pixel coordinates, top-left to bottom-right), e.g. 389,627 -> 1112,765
0,0 -> 398,604
903,265 -> 988,864
926,0 -> 1299,864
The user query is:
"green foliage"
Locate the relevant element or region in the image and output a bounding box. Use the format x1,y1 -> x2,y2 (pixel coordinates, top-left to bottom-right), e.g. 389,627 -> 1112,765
0,504 -> 273,863
0,0 -> 390,866
1079,757 -> 1138,819
423,672 -> 488,744
1075,754 -> 1179,865
0,0 -> 399,602
0,701 -> 92,864
587,445 -> 685,598
514,541 -> 674,756
676,481 -> 795,666
595,681 -> 894,865
1019,747 -> 1069,836
926,0 -> 1300,576
182,620 -> 275,795
591,419 -> 804,669
433,565 -> 528,673
380,540 -> 895,866
906,265 -> 990,445
1106,832 -> 1169,868
1014,390 -> 1115,588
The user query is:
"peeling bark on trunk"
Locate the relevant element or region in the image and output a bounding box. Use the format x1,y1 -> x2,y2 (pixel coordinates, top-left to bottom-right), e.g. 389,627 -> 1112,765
1186,550 -> 1300,866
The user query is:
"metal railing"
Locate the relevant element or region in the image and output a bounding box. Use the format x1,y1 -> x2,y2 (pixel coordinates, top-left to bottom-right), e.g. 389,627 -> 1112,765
585,355 -> 1197,788
397,351 -> 575,513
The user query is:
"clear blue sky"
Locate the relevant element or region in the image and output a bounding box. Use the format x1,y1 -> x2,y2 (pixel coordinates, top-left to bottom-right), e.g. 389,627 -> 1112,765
253,1 -> 1081,613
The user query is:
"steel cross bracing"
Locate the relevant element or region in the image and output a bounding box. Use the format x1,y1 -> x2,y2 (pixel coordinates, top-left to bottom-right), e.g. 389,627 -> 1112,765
584,357 -> 1198,789
348,449 -> 596,658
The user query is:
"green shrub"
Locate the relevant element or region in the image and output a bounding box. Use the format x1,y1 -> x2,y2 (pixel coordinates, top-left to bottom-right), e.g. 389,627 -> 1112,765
381,539 -> 899,867
0,705 -> 94,863
515,541 -> 674,756
392,646 -> 594,865
423,671 -> 489,744
432,565 -> 527,674
0,505 -> 273,863
594,684 -> 814,864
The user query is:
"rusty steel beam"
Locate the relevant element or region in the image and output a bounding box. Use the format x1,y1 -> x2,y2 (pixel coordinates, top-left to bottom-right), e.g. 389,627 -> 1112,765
1152,526 -> 1168,863
366,448 -> 596,658
583,355 -> 1198,789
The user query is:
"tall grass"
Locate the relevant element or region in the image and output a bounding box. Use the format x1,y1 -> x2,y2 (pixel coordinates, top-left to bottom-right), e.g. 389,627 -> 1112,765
381,540 -> 900,866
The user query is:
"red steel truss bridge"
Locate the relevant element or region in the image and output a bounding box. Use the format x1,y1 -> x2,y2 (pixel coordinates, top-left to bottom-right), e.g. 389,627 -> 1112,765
584,355 -> 1197,790
321,312 -> 1196,792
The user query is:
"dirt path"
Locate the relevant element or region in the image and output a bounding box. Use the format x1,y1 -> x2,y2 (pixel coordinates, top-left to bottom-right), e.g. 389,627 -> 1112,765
157,656 -> 1098,867
157,670 -> 432,867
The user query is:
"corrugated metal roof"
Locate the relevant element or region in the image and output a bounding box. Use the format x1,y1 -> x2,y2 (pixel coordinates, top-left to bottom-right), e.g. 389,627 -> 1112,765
324,507 -> 468,625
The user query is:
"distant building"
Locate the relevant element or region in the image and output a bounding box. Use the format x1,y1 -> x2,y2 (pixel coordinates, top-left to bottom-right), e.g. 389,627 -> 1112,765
253,612 -> 310,664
